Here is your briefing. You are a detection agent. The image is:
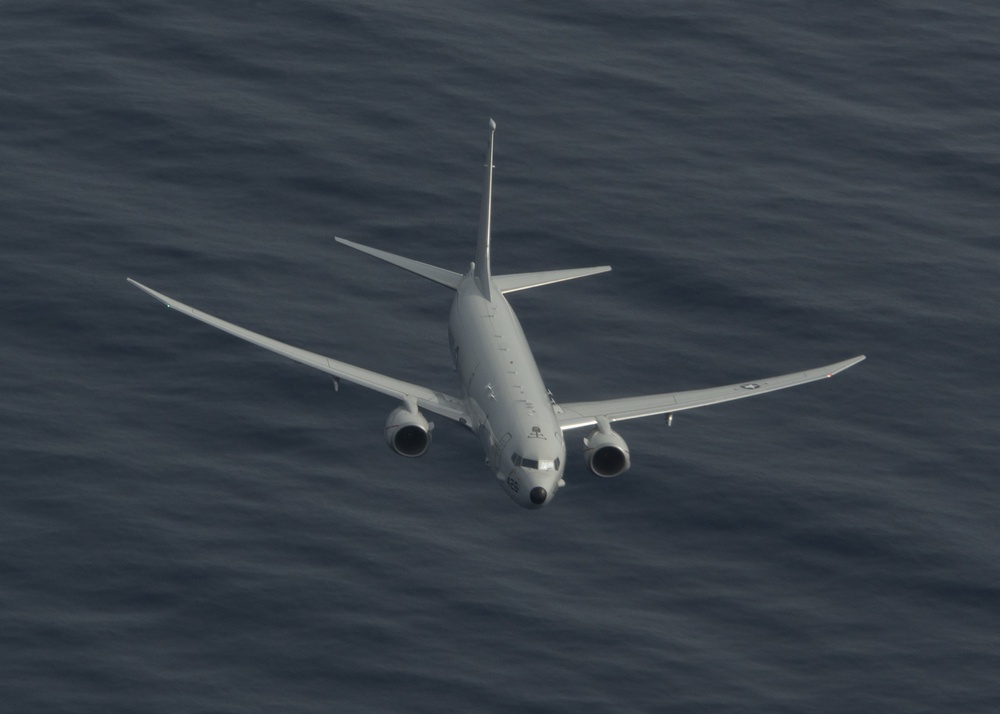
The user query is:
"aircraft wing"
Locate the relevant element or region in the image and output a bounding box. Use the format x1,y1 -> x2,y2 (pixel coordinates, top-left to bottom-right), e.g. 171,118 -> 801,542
127,279 -> 470,425
556,355 -> 865,430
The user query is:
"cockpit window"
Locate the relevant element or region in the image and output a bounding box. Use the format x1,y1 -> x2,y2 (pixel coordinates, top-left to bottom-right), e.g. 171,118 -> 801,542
512,453 -> 558,471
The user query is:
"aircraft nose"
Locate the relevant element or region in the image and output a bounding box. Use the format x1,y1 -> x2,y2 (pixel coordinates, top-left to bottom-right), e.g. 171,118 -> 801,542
529,487 -> 548,505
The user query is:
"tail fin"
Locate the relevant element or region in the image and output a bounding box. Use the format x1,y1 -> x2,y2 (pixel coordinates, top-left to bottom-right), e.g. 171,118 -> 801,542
475,119 -> 497,300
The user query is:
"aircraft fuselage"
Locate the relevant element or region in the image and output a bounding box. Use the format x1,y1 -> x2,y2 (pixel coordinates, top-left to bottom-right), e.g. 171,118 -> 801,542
449,271 -> 565,508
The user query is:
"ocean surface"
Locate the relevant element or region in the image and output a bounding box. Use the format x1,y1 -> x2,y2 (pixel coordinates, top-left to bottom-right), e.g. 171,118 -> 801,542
2,2 -> 998,712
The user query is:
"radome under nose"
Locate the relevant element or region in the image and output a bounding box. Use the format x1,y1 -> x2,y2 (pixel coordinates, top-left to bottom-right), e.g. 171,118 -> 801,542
529,487 -> 548,505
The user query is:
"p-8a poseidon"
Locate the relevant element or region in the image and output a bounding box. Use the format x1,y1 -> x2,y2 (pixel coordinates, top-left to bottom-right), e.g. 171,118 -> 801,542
129,120 -> 864,509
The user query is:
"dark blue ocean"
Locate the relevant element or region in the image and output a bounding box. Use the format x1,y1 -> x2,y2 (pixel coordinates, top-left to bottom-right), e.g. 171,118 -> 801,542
2,2 -> 998,712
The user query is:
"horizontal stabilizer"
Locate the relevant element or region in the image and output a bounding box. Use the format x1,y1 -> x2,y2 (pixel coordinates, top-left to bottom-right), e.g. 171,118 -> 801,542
335,236 -> 462,289
494,265 -> 612,294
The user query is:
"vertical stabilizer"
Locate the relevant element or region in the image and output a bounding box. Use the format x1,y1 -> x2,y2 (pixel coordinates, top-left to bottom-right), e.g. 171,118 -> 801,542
475,119 -> 497,300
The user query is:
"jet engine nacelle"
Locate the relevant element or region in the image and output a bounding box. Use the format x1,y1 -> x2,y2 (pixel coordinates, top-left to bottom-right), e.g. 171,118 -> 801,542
583,418 -> 631,478
385,401 -> 433,457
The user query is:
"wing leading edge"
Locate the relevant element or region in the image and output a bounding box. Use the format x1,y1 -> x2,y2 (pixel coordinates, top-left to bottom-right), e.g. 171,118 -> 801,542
556,355 -> 866,430
126,279 -> 470,425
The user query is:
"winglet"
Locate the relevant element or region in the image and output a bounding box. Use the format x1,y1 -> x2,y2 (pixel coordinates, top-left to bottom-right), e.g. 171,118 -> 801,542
475,119 -> 497,301
825,354 -> 866,376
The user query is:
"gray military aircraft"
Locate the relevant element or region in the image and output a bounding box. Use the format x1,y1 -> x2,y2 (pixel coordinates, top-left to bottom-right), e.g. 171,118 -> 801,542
129,119 -> 864,509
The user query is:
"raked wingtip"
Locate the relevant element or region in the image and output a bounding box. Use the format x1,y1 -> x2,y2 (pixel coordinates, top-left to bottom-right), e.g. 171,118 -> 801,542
831,354 -> 867,376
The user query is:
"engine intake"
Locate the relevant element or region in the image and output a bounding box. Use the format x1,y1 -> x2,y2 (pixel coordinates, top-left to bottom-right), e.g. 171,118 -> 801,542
385,401 -> 433,457
583,417 -> 631,478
